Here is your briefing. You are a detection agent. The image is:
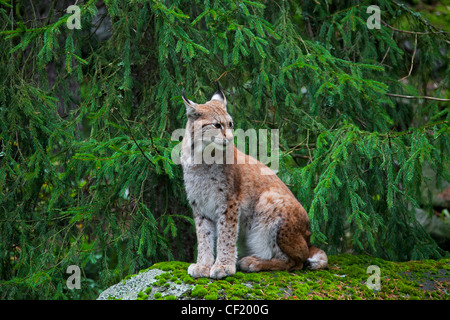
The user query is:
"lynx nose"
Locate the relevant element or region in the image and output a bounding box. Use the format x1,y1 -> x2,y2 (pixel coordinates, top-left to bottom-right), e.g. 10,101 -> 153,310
211,136 -> 229,145
224,128 -> 234,141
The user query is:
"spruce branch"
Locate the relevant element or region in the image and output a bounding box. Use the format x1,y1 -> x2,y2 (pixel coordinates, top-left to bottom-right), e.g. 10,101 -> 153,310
398,34 -> 417,82
391,0 -> 450,37
112,107 -> 159,165
215,68 -> 236,82
381,20 -> 433,35
386,93 -> 450,102
378,47 -> 390,66
85,11 -> 108,42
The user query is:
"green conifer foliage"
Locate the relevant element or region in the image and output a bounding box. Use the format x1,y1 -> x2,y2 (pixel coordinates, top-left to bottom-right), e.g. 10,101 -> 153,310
0,0 -> 448,299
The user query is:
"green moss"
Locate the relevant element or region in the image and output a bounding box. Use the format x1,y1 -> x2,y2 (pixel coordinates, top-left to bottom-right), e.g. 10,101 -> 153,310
129,255 -> 450,300
153,292 -> 162,299
225,276 -> 237,283
164,295 -> 177,300
191,285 -> 208,297
150,261 -> 190,271
181,275 -> 195,284
158,272 -> 172,280
215,280 -> 231,289
293,283 -> 311,299
228,284 -> 250,299
196,278 -> 210,285
137,291 -> 148,300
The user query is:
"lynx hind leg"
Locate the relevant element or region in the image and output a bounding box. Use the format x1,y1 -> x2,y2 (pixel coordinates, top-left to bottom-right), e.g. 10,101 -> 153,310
276,219 -> 310,271
238,231 -> 308,272
238,256 -> 294,272
304,245 -> 328,270
238,215 -> 295,272
239,216 -> 309,272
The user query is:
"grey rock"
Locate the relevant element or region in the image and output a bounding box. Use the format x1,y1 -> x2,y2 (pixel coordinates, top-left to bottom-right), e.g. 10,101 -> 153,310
97,269 -> 165,300
415,207 -> 450,244
420,163 -> 450,208
97,268 -> 195,300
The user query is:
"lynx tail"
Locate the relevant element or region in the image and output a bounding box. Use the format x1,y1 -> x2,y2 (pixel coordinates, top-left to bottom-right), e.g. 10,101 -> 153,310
304,245 -> 328,270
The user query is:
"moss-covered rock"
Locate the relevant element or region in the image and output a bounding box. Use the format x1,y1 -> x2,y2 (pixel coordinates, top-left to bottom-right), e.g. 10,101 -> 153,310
97,254 -> 450,300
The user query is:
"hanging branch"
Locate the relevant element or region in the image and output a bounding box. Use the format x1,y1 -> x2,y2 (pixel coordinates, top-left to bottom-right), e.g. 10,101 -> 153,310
214,68 -> 235,82
381,19 -> 450,45
398,34 -> 417,82
391,0 -> 450,37
381,20 -> 433,35
112,107 -> 159,164
386,93 -> 450,102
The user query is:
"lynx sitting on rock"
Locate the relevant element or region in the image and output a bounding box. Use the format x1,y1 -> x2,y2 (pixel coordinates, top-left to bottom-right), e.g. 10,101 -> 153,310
181,85 -> 327,279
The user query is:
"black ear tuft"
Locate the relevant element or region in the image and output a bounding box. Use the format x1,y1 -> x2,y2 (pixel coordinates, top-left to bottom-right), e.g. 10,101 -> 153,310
181,88 -> 199,119
182,87 -> 188,104
211,82 -> 227,106
182,88 -> 196,106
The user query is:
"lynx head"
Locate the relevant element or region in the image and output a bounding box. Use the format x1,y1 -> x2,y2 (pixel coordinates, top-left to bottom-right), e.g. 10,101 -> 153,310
182,84 -> 234,149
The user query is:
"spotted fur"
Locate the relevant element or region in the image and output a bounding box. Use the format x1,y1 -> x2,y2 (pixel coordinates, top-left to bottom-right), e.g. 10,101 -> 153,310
181,88 -> 327,279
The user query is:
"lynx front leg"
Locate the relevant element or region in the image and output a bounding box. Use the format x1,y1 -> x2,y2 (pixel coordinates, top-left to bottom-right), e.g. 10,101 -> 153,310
188,214 -> 215,278
210,201 -> 239,279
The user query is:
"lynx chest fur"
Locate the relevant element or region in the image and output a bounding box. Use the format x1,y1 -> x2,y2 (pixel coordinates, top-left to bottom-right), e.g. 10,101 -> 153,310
182,163 -> 229,222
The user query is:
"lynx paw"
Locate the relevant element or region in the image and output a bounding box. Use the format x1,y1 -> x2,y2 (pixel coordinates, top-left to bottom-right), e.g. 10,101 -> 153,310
238,256 -> 262,272
187,264 -> 211,278
209,264 -> 236,279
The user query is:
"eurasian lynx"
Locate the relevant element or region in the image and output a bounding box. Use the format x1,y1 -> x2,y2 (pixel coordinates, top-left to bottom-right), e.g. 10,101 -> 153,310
181,86 -> 327,279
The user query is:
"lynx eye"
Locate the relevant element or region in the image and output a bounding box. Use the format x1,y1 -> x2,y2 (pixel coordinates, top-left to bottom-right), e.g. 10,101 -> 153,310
229,122 -> 233,128
213,123 -> 222,129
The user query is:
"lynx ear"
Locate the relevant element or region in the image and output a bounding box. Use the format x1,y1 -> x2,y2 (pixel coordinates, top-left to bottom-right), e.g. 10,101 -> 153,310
182,88 -> 200,119
211,82 -> 227,108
